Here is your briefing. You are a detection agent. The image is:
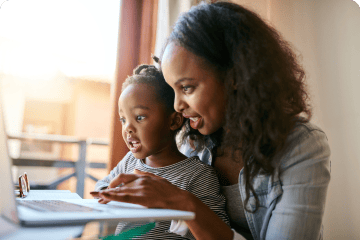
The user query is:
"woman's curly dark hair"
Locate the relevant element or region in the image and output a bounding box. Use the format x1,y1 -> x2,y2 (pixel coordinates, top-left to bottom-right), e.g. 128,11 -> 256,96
162,2 -> 311,212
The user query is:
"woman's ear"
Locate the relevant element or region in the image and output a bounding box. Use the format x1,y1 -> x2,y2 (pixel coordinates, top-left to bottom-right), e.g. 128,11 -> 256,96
169,112 -> 184,131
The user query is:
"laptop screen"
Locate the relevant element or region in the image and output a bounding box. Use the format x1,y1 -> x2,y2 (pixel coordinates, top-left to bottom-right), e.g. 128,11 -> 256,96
0,94 -> 19,224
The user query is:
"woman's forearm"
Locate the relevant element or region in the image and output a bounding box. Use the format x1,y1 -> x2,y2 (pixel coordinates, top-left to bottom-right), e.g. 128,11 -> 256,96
183,192 -> 234,240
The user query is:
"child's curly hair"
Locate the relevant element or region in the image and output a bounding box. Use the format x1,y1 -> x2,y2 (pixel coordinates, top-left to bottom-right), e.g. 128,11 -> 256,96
121,64 -> 183,135
122,64 -> 175,114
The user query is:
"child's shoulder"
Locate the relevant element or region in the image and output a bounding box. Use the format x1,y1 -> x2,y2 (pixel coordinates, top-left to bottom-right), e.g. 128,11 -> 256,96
183,156 -> 215,172
116,151 -> 140,170
119,151 -> 137,163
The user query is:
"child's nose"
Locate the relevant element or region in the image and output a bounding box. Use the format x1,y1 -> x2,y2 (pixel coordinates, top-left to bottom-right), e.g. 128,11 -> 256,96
124,123 -> 135,134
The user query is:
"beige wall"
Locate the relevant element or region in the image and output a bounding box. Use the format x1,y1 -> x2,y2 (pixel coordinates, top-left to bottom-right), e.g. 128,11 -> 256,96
232,0 -> 360,239
1,76 -> 111,198
313,1 -> 360,239
73,81 -> 111,199
232,0 -> 270,20
60,80 -> 111,198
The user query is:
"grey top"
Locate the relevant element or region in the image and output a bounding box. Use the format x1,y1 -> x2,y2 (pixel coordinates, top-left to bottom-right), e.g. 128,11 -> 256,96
221,184 -> 253,239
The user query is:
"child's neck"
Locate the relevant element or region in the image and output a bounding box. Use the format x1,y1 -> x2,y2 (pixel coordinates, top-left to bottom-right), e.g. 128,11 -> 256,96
144,141 -> 187,168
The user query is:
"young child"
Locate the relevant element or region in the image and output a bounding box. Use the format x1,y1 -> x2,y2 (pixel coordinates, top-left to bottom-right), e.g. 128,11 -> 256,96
92,64 -> 228,239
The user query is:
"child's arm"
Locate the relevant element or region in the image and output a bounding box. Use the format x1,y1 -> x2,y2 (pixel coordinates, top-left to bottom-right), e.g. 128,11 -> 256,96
94,151 -> 133,191
97,165 -> 234,240
170,164 -> 230,240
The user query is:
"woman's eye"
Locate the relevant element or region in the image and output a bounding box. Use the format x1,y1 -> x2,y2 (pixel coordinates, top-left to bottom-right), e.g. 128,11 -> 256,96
182,86 -> 193,93
119,118 -> 125,124
136,116 -> 145,121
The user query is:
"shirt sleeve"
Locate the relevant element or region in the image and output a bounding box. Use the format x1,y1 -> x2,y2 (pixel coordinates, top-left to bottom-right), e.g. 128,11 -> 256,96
94,151 -> 132,191
264,127 -> 331,240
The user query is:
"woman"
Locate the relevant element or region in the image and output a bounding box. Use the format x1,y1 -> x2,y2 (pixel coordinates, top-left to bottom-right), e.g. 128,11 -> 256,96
99,2 -> 331,240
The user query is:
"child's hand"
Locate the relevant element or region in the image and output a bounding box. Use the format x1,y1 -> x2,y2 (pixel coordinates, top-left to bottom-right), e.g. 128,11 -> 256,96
90,187 -> 112,204
98,170 -> 191,210
133,169 -> 163,178
98,192 -> 111,204
90,170 -> 146,204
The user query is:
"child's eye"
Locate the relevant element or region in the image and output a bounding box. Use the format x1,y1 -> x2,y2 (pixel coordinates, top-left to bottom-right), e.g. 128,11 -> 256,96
136,116 -> 145,121
119,118 -> 126,124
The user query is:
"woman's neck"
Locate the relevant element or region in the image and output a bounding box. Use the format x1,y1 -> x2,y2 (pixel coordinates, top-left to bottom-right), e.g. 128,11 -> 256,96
209,127 -> 224,146
145,141 -> 187,168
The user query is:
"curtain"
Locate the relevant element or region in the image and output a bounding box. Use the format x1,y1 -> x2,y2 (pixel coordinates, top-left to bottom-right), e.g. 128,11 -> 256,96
108,0 -> 193,171
108,0 -> 159,171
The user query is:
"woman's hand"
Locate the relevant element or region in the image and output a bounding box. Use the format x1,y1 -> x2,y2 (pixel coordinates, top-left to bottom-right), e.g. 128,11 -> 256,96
93,170 -> 233,240
90,172 -> 132,204
96,170 -> 193,210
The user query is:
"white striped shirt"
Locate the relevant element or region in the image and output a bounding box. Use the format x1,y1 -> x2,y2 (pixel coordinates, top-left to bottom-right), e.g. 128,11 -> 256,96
95,151 -> 229,239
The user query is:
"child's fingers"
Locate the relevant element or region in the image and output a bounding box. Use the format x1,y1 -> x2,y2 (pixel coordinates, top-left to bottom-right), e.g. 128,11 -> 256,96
133,169 -> 163,179
108,173 -> 141,189
133,169 -> 146,175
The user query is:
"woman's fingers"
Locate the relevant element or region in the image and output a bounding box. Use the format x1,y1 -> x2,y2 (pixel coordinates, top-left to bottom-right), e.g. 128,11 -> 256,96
89,191 -> 100,198
95,173 -> 183,209
98,198 -> 110,204
101,183 -> 140,194
90,190 -> 111,204
99,191 -> 157,208
98,175 -> 187,210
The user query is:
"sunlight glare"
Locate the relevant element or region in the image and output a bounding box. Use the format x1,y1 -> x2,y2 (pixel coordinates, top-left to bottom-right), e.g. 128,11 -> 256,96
0,0 -> 120,82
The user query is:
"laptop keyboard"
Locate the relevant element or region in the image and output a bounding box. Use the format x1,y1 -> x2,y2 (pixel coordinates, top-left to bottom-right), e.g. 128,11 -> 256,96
17,200 -> 102,212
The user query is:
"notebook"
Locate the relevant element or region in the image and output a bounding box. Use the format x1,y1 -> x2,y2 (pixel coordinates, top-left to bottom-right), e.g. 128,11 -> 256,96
0,96 -> 195,228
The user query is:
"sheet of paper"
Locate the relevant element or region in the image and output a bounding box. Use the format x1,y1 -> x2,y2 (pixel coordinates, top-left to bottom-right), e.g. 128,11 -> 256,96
24,190 -> 82,200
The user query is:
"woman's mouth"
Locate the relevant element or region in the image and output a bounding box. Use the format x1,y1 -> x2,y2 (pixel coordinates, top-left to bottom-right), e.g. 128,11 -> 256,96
189,117 -> 202,129
129,141 -> 141,153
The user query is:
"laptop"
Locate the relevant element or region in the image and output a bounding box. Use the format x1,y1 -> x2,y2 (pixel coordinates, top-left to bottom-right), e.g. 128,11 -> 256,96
0,98 -> 194,227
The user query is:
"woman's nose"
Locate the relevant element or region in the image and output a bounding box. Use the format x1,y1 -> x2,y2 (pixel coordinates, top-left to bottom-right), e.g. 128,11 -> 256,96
174,95 -> 187,113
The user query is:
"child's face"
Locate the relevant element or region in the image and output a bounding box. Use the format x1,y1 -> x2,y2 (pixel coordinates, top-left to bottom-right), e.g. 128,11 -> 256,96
119,84 -> 173,159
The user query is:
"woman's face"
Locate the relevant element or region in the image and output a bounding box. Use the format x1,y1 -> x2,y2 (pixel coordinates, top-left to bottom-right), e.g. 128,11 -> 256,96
162,43 -> 226,135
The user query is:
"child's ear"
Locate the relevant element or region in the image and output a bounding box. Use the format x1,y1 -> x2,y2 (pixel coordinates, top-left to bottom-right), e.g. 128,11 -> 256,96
169,112 -> 184,131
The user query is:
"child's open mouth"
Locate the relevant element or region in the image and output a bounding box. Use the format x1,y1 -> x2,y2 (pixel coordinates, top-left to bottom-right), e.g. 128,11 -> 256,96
129,141 -> 141,153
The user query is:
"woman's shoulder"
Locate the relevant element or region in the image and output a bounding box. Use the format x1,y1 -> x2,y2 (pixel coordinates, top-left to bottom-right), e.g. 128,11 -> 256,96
276,119 -> 331,171
292,118 -> 327,136
179,139 -> 214,166
287,119 -> 329,148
